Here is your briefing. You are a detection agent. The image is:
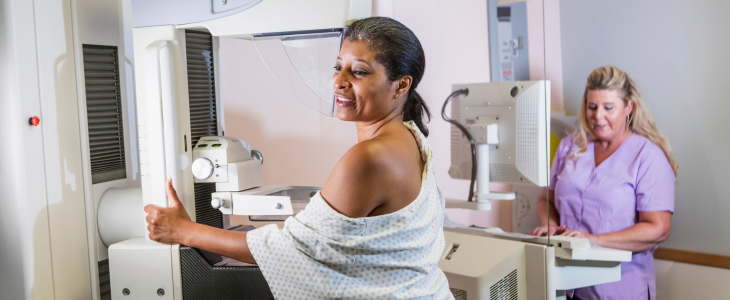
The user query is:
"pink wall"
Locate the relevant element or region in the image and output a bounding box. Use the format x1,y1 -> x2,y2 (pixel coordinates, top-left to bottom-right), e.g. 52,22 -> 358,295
527,0 -> 564,112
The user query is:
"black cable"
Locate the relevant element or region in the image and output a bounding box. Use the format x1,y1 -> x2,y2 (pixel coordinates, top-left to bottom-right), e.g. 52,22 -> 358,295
441,88 -> 477,202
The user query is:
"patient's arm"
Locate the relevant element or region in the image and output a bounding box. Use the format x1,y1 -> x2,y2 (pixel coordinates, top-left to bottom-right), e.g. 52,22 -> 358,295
145,178 -> 256,264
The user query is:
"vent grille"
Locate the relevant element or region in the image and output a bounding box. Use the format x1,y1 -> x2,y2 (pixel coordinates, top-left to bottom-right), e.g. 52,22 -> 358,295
194,183 -> 222,228
185,30 -> 219,146
450,288 -> 468,300
490,163 -> 524,183
515,86 -> 541,183
186,29 -> 223,228
83,45 -> 126,184
490,269 -> 518,300
98,259 -> 111,300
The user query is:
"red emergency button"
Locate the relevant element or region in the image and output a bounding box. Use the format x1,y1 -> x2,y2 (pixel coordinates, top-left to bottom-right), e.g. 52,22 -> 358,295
29,116 -> 40,126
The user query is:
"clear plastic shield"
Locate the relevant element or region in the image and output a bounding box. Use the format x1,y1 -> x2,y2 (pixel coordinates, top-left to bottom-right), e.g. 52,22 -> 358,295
253,29 -> 342,116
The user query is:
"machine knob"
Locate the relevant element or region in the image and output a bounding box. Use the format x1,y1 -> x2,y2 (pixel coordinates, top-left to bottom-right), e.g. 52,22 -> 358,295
275,203 -> 283,210
251,149 -> 264,164
211,198 -> 222,209
192,157 -> 214,180
211,198 -> 229,210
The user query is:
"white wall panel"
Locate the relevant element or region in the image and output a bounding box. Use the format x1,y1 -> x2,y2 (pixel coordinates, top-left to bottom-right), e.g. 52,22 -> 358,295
0,0 -> 55,299
655,259 -> 730,300
35,0 -> 93,298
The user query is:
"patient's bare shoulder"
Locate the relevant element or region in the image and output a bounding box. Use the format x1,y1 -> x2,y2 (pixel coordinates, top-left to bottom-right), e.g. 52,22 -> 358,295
320,131 -> 422,218
320,139 -> 391,218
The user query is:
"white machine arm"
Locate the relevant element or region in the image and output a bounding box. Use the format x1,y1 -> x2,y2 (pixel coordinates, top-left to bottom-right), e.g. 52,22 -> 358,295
211,193 -> 293,216
191,136 -> 321,217
469,120 -> 516,206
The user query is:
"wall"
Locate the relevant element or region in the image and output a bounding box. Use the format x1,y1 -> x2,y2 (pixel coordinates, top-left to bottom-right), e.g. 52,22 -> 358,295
654,259 -> 730,299
526,0 -> 563,111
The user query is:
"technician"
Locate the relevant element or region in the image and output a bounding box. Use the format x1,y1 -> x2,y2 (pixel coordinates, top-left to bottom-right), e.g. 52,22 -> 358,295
144,17 -> 454,299
532,66 -> 677,300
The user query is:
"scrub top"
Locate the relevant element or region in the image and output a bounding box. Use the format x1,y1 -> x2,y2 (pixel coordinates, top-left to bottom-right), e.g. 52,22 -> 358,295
549,135 -> 675,300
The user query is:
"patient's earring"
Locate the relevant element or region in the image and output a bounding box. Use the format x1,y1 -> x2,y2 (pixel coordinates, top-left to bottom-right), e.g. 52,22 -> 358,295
395,93 -> 400,98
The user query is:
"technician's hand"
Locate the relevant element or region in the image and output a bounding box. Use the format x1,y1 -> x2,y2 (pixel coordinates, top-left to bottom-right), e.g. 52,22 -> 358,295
531,223 -> 566,236
559,229 -> 598,244
144,178 -> 193,245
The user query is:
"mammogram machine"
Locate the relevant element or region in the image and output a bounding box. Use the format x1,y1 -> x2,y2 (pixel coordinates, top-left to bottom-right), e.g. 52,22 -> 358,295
2,0 -> 629,299
99,1 -> 371,299
440,82 -> 631,300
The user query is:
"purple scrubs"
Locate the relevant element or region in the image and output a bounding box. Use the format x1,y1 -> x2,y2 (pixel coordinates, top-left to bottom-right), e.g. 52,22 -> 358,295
549,135 -> 675,300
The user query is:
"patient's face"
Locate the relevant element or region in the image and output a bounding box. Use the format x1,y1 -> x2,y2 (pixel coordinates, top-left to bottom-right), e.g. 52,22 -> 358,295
332,39 -> 400,122
586,89 -> 633,142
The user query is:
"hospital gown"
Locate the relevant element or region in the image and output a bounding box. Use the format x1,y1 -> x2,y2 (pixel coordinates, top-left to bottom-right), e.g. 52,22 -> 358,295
247,121 -> 454,300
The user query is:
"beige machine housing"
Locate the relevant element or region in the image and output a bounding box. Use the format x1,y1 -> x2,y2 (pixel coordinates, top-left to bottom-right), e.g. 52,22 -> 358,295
440,228 -> 631,300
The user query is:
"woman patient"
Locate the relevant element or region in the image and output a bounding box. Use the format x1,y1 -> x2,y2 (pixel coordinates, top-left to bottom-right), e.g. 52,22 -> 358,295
145,17 -> 453,299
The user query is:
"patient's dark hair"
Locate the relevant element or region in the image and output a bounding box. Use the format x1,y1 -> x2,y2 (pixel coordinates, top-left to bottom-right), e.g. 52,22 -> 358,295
344,17 -> 431,137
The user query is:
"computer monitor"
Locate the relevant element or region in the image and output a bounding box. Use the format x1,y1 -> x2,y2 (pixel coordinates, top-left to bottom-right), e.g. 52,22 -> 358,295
448,81 -> 550,207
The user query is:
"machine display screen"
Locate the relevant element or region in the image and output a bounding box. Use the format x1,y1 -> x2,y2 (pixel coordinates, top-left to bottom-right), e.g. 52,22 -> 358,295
197,144 -> 208,147
212,144 -> 222,147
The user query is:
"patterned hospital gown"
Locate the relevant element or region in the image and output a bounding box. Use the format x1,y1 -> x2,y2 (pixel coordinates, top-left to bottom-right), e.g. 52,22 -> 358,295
247,121 -> 453,300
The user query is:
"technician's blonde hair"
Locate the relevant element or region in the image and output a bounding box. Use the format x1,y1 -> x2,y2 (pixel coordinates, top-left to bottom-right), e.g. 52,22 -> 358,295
569,66 -> 678,175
